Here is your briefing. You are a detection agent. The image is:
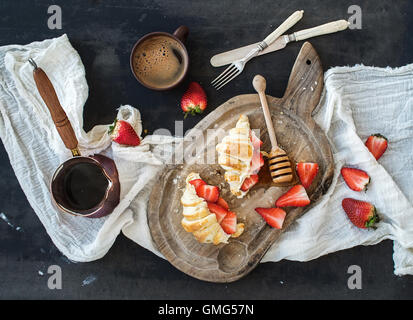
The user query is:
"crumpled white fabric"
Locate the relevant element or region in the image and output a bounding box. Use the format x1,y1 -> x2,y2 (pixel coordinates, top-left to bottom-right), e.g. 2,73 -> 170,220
263,64 -> 413,276
0,34 -> 176,261
0,35 -> 412,275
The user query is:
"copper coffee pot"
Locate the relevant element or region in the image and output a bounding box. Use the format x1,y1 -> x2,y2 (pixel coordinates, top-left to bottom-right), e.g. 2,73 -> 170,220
29,59 -> 120,218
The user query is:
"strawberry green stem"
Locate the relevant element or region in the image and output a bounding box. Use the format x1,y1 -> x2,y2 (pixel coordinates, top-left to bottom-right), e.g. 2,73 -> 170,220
108,118 -> 118,135
365,209 -> 380,229
183,105 -> 203,119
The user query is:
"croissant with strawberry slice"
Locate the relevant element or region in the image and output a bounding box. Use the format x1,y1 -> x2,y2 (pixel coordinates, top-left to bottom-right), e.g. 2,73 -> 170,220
180,173 -> 244,245
216,114 -> 264,198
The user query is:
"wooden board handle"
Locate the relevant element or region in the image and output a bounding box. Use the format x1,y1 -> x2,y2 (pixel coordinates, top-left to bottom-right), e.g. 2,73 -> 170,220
281,42 -> 324,120
262,10 -> 303,46
31,63 -> 79,153
293,20 -> 349,41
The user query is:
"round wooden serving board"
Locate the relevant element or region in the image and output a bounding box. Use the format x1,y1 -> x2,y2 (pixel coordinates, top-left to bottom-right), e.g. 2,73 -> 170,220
148,42 -> 334,282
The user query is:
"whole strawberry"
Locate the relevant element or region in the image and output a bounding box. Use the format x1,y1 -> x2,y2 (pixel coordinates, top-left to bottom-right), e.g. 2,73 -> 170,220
342,198 -> 379,229
181,82 -> 207,118
108,119 -> 141,146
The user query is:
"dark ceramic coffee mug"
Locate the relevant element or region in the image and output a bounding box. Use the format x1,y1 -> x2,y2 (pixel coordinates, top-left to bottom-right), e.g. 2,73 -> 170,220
130,26 -> 189,90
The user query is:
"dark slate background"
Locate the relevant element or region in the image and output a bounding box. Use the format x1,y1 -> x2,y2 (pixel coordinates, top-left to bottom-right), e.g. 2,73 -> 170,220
0,0 -> 412,299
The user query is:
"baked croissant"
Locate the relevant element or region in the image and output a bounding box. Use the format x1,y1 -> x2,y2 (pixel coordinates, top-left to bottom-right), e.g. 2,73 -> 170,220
216,114 -> 262,198
181,173 -> 244,245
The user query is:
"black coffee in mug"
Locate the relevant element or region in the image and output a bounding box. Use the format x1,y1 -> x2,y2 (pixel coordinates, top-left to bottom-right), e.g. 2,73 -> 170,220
130,26 -> 189,90
132,35 -> 186,89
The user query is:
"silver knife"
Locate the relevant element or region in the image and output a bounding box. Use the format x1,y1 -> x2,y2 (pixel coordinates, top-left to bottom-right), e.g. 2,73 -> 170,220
210,20 -> 349,67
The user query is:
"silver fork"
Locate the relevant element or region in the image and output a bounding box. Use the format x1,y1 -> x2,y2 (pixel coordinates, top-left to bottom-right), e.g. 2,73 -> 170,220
211,10 -> 304,90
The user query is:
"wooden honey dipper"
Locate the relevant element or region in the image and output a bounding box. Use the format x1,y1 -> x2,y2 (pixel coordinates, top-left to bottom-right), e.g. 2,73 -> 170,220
253,75 -> 293,184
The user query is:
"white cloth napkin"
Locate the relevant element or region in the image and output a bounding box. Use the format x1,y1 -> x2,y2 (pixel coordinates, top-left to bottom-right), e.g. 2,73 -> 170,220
0,35 -> 175,261
263,65 -> 413,277
0,35 -> 412,275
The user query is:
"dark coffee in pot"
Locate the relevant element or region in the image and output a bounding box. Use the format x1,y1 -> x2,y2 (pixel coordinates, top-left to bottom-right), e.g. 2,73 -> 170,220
63,162 -> 109,211
51,158 -> 112,215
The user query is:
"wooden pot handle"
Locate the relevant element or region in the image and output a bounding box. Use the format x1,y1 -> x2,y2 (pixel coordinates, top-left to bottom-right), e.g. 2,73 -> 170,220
30,60 -> 80,156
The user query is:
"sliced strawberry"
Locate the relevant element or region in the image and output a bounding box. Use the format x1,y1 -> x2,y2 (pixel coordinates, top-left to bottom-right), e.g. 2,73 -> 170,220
255,207 -> 286,229
250,131 -> 263,148
109,119 -> 141,146
275,185 -> 310,207
341,167 -> 370,192
189,179 -> 206,190
207,202 -> 228,223
365,134 -> 388,160
296,162 -> 319,189
250,152 -> 264,175
241,174 -> 259,192
196,184 -> 219,203
220,211 -> 237,234
216,197 -> 229,211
